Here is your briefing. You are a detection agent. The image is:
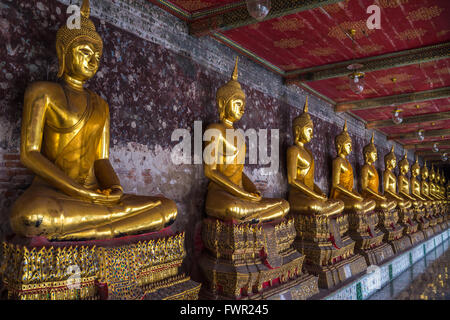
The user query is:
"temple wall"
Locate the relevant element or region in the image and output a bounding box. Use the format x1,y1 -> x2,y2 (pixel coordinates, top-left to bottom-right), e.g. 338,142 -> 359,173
0,0 -> 419,276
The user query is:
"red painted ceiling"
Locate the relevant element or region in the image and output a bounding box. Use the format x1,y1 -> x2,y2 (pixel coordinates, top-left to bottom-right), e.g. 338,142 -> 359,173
153,0 -> 450,158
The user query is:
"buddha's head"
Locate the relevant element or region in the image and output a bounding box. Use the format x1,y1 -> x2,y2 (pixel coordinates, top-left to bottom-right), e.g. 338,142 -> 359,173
216,57 -> 246,124
292,97 -> 313,144
421,161 -> 429,180
411,156 -> 420,178
363,132 -> 377,164
56,0 -> 103,81
335,120 -> 352,157
398,151 -> 410,175
384,145 -> 397,170
430,164 -> 436,182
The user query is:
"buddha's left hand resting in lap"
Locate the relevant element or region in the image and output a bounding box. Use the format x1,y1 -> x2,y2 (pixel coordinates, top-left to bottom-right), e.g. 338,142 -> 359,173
287,98 -> 344,217
203,58 -> 289,223
10,0 -> 177,240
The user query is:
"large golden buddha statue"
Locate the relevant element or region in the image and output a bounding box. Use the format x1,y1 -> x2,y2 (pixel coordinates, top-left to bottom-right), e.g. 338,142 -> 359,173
199,59 -> 314,300
360,134 -> 405,254
360,133 -> 396,212
383,146 -> 411,210
286,100 -> 366,289
287,98 -> 344,218
330,121 -> 375,213
411,157 -> 432,237
9,0 -> 177,240
331,122 -> 388,266
203,58 -> 289,223
398,152 -> 422,209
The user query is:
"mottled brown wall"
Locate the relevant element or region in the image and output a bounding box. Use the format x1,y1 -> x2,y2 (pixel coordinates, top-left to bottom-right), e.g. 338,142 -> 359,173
0,0 -> 417,278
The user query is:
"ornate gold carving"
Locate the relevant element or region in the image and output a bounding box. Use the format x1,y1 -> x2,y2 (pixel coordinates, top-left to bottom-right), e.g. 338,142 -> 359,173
0,233 -> 195,300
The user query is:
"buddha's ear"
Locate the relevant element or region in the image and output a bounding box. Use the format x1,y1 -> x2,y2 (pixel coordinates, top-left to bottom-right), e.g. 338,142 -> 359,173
56,42 -> 66,78
217,98 -> 226,120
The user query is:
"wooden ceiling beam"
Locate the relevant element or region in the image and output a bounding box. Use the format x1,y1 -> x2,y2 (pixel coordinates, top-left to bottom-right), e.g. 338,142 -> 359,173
188,0 -> 344,36
415,150 -> 449,156
366,111 -> 450,129
336,87 -> 450,112
387,128 -> 450,141
285,42 -> 450,82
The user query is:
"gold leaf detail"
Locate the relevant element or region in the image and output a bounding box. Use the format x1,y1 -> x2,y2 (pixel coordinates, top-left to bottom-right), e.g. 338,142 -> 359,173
272,18 -> 304,32
407,6 -> 444,21
396,28 -> 427,41
308,47 -> 336,56
273,38 -> 303,49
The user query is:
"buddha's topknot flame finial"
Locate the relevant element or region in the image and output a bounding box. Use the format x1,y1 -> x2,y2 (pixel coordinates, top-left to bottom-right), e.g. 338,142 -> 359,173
232,56 -> 239,81
303,96 -> 309,113
81,0 -> 90,18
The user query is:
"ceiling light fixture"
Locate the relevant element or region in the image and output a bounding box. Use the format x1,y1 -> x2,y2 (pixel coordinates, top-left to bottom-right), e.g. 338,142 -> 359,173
246,0 -> 271,21
417,129 -> 425,141
432,143 -> 439,153
347,29 -> 365,94
392,109 -> 403,124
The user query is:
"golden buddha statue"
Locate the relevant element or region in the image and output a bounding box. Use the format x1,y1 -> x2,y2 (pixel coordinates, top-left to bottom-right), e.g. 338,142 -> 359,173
420,161 -> 434,203
199,60 -> 315,299
398,152 -> 422,207
382,146 -> 411,210
360,133 -> 396,212
330,121 -> 375,213
287,98 -> 344,218
411,157 -> 428,205
203,58 -> 289,223
9,0 -> 177,240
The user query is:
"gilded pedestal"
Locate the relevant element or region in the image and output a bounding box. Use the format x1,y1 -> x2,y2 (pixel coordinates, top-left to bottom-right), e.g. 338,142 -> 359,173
199,217 -> 318,300
0,230 -> 201,300
398,208 -> 423,246
347,209 -> 392,266
375,208 -> 408,254
292,212 -> 367,289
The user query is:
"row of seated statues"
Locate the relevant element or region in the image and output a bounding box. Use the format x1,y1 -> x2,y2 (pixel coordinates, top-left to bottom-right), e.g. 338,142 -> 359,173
0,0 -> 448,300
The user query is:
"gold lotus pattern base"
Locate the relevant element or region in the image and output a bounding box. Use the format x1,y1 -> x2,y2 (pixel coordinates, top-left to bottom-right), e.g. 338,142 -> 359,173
304,253 -> 367,289
0,232 -> 200,300
291,212 -> 368,289
199,217 -> 318,300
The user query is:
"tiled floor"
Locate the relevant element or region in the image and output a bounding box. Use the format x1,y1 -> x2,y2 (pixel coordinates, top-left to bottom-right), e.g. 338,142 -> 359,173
369,238 -> 450,300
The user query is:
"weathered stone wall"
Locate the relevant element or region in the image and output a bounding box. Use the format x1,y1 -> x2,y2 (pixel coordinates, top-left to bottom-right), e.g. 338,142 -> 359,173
0,0 -> 419,277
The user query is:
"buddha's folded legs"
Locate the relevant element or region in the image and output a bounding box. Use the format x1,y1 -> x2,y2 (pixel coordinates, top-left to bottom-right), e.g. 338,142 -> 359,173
288,193 -> 344,217
10,180 -> 176,239
205,189 -> 289,223
55,196 -> 177,240
375,199 -> 396,212
338,195 -> 375,213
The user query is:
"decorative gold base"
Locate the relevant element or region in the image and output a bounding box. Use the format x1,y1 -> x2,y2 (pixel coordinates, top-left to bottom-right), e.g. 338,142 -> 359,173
407,230 -> 425,246
398,208 -> 419,235
199,217 -> 316,299
422,227 -> 435,239
303,253 -> 367,289
1,230 -> 200,300
200,273 -> 319,300
432,223 -> 442,234
388,235 -> 412,254
143,278 -> 201,300
347,210 -> 384,250
355,242 -> 394,266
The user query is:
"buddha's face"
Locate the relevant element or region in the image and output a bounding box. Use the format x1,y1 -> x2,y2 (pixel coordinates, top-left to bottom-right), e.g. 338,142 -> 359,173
65,41 -> 101,81
224,97 -> 245,122
430,171 -> 435,181
412,166 -> 420,177
365,150 -> 377,164
386,158 -> 396,170
422,169 -> 428,180
400,162 -> 409,175
338,141 -> 352,157
296,124 -> 313,143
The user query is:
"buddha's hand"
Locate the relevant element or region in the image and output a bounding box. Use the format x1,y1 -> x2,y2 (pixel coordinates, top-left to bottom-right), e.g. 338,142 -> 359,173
82,188 -> 122,204
248,191 -> 262,202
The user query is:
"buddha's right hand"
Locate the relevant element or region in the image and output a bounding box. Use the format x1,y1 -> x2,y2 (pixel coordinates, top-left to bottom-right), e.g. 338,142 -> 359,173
247,191 -> 262,202
77,187 -> 121,204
